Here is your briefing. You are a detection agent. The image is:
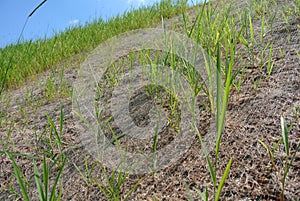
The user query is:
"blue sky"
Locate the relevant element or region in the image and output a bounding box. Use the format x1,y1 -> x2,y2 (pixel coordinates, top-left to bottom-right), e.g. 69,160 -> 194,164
0,0 -> 200,48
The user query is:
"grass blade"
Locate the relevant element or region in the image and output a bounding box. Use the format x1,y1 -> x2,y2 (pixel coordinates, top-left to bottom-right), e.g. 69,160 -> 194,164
194,186 -> 208,201
281,115 -> 289,156
260,14 -> 265,44
249,13 -> 255,45
124,178 -> 143,201
215,42 -> 222,162
60,104 -> 63,138
50,156 -> 66,200
195,125 -> 216,187
33,160 -> 46,201
214,158 -> 233,201
43,155 -> 49,199
6,152 -> 30,201
188,0 -> 206,38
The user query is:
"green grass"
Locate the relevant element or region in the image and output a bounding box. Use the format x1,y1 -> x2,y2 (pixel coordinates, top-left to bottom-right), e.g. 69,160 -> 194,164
1,0 -> 300,200
259,115 -> 300,201
1,107 -> 66,201
0,0 -> 187,92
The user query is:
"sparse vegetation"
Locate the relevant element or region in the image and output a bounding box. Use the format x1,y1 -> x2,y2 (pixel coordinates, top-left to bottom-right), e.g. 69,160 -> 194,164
0,0 -> 299,200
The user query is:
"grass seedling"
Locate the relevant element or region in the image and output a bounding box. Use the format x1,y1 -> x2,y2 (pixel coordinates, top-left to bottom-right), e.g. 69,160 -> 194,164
257,42 -> 273,75
191,38 -> 235,201
97,163 -> 142,201
259,115 -> 300,201
251,76 -> 262,93
194,125 -> 233,201
266,44 -> 274,76
208,41 -> 234,200
43,68 -> 71,100
45,105 -> 68,166
98,129 -> 143,201
260,14 -> 265,44
74,155 -> 98,188
281,7 -> 291,25
74,130 -> 143,201
0,124 -> 13,150
33,155 -> 66,201
280,115 -> 300,201
152,122 -> 160,169
258,138 -> 281,172
5,152 -> 31,201
265,12 -> 277,31
248,13 -> 255,46
45,76 -> 56,100
185,0 -> 240,198
5,152 -> 66,201
3,105 -> 67,200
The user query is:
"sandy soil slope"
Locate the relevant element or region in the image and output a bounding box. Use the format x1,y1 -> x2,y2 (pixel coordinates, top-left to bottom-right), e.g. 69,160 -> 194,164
0,0 -> 299,200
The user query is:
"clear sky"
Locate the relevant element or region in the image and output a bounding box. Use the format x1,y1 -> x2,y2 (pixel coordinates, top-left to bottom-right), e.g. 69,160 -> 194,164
0,0 -> 200,48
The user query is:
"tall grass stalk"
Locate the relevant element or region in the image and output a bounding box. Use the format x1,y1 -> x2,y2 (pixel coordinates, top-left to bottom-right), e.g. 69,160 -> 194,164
188,1 -> 238,199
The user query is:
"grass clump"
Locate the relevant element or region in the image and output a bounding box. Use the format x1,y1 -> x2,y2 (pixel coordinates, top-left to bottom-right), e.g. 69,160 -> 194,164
1,105 -> 67,201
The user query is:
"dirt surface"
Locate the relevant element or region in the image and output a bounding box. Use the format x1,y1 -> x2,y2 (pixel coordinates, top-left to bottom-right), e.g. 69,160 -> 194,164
0,0 -> 299,200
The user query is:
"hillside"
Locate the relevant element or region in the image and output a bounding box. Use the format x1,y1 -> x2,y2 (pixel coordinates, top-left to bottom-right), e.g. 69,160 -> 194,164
0,0 -> 299,200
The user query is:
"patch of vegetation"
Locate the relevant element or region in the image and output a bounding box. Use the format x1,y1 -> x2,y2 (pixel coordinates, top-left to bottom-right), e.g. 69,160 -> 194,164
0,0 -> 187,92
